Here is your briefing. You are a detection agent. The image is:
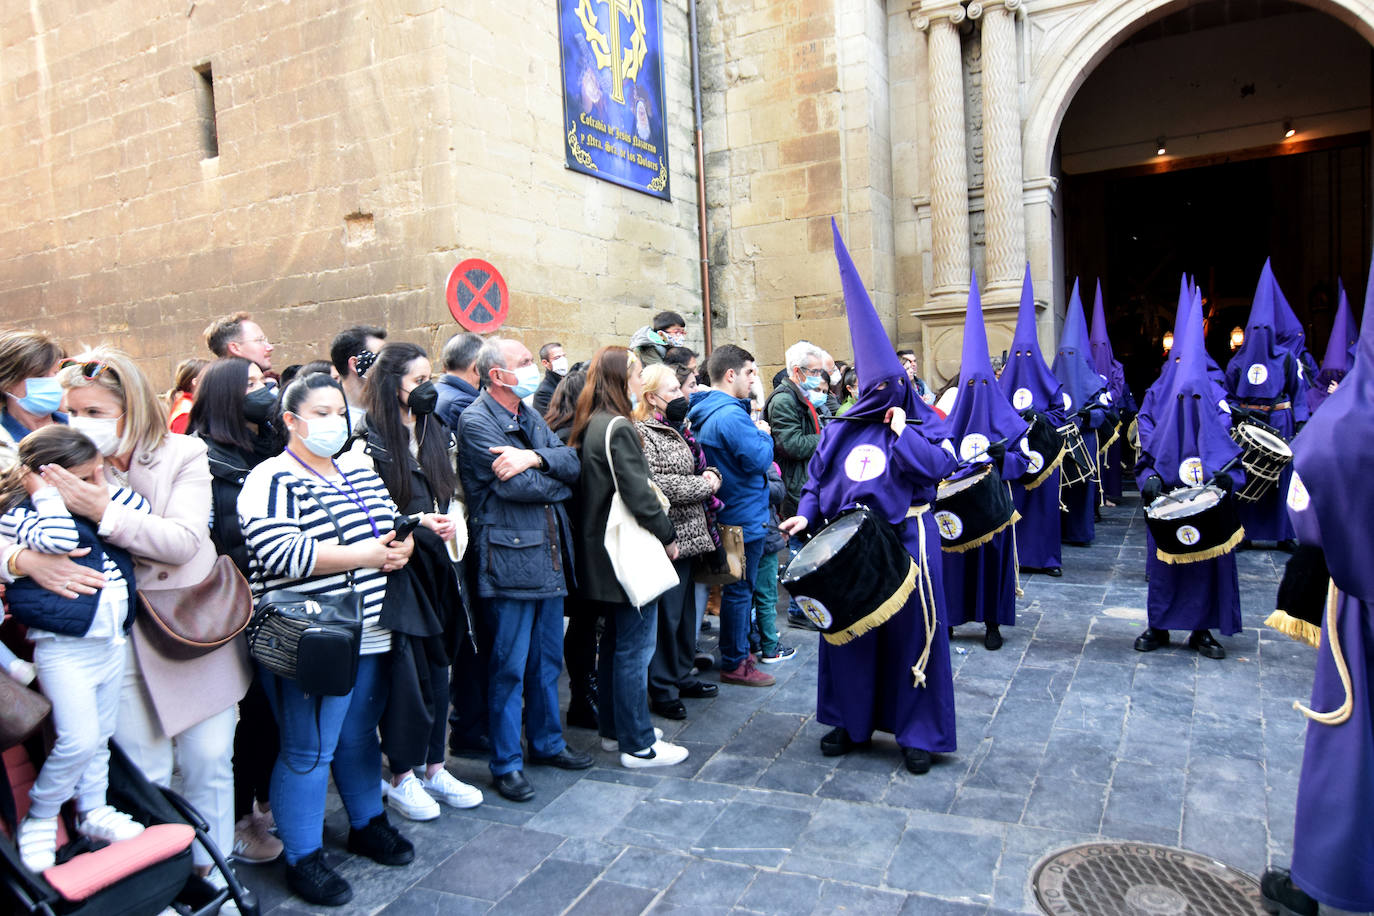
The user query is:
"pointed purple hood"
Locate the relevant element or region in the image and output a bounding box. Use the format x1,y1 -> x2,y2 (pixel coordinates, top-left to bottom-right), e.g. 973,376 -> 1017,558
1226,261 -> 1292,400
1290,250 -> 1374,599
1268,261 -> 1318,379
1052,279 -> 1109,414
1309,280 -> 1359,412
948,274 -> 1030,454
999,265 -> 1068,421
1141,285 -> 1241,486
1089,280 -> 1127,403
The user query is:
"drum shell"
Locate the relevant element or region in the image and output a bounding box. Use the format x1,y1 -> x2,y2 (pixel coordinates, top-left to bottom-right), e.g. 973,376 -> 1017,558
781,505 -> 917,645
1019,411 -> 1066,490
1229,421 -> 1293,503
1058,423 -> 1096,488
1144,486 -> 1245,564
933,465 -> 1019,553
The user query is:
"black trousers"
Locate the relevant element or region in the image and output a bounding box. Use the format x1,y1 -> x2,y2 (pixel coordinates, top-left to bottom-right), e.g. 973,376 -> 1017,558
232,672 -> 278,819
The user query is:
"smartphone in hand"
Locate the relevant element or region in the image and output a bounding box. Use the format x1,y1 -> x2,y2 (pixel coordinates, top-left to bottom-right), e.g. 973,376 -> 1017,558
390,513 -> 423,541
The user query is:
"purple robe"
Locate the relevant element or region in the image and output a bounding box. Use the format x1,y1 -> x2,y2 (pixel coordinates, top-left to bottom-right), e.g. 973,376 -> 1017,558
1308,280 -> 1357,413
1286,254 -> 1374,911
1000,266 -> 1068,569
943,529 -> 1017,627
1054,281 -> 1115,545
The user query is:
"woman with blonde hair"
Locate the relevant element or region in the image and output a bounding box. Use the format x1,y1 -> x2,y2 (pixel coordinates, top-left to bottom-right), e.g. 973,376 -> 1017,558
633,363 -> 721,720
3,346 -> 251,901
568,347 -> 688,767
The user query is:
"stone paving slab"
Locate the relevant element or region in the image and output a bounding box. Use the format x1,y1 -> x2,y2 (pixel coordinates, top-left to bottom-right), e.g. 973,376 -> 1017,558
236,500 -> 1374,915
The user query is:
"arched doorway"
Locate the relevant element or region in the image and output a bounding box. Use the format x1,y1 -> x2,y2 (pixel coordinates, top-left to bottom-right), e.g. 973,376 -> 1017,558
1018,0 -> 1374,394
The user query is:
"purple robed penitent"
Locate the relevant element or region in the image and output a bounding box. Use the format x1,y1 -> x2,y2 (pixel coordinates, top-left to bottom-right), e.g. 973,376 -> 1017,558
999,266 -> 1067,571
942,276 -> 1031,628
1308,280 -> 1358,413
1053,281 -> 1114,545
1286,250 -> 1374,912
1136,282 -> 1243,634
1090,281 -> 1134,502
796,220 -> 960,752
1225,263 -> 1301,542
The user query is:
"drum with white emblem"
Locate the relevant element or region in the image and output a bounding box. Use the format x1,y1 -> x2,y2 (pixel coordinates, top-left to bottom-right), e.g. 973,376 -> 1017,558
933,463 -> 1019,553
1144,484 -> 1244,564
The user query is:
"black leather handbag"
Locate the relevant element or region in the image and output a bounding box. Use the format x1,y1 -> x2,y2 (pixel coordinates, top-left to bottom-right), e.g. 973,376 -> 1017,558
246,484 -> 365,696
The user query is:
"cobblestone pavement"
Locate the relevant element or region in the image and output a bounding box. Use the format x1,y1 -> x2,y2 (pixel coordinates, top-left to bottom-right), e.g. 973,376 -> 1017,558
236,499 -> 1365,915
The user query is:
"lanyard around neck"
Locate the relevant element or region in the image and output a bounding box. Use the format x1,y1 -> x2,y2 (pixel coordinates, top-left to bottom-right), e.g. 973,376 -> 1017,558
285,447 -> 381,538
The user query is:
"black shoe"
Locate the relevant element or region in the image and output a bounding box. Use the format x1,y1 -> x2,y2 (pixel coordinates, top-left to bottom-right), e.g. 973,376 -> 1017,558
693,652 -> 716,672
1063,539 -> 1092,548
1277,539 -> 1299,554
1134,627 -> 1170,652
1260,868 -> 1317,916
346,812 -> 414,866
285,849 -> 353,906
788,614 -> 821,632
529,747 -> 593,770
984,625 -> 1003,651
820,726 -> 871,757
650,699 -> 687,720
448,735 -> 491,760
679,680 -> 718,699
567,692 -> 599,730
493,770 -> 535,802
1188,629 -> 1226,660
1045,566 -> 1063,578
901,747 -> 932,775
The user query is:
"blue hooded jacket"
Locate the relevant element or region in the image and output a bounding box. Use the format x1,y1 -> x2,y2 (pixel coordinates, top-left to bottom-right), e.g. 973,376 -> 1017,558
687,388 -> 774,542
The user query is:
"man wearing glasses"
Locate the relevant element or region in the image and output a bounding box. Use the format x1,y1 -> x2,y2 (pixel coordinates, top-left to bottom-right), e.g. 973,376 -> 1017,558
203,313 -> 275,372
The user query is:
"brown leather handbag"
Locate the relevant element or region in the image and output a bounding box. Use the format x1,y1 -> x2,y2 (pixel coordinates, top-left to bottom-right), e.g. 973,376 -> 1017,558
137,554 -> 252,659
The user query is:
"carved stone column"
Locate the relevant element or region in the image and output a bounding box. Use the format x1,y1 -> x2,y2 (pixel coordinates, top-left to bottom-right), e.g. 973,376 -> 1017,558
915,5 -> 969,299
972,0 -> 1024,295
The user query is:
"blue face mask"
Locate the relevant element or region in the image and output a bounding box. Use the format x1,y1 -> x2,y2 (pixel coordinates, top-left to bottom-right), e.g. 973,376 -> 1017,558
8,376 -> 63,416
801,374 -> 823,391
296,414 -> 349,458
506,364 -> 542,399
629,392 -> 639,409
805,388 -> 827,407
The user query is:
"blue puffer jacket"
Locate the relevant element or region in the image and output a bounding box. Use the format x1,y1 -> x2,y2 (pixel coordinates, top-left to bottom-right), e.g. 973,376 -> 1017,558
5,509 -> 137,636
687,388 -> 774,543
457,391 -> 581,600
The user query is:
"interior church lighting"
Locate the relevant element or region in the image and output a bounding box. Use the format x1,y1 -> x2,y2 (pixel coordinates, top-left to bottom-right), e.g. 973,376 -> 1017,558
1162,331 -> 1174,353
1231,326 -> 1245,349
1155,137 -> 1167,156
1283,120 -> 1296,139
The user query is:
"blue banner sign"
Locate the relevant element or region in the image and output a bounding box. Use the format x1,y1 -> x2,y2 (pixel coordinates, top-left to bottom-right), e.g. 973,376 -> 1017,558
558,0 -> 671,200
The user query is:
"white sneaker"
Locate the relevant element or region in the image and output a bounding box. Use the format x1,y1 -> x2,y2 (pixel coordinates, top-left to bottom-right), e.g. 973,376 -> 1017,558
601,726 -> 663,752
384,772 -> 440,821
18,816 -> 58,871
620,739 -> 689,768
421,769 -> 483,809
77,805 -> 144,843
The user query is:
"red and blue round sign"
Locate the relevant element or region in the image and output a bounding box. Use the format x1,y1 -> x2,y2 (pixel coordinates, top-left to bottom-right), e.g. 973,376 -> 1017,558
446,259 -> 509,333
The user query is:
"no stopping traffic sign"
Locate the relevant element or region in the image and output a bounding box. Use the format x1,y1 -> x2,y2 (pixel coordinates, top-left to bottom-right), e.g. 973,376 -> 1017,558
446,259 -> 509,333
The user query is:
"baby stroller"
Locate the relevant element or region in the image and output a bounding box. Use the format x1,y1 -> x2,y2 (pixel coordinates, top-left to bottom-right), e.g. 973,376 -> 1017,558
0,659 -> 258,915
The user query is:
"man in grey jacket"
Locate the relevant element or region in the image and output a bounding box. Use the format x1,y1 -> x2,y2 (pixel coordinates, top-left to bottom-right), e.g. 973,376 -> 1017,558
457,338 -> 591,802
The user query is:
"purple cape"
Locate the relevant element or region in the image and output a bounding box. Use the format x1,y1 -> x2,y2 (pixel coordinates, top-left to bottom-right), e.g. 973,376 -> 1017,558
1000,265 -> 1068,423
1052,280 -> 1110,415
1226,265 -> 1295,401
946,275 -> 1031,479
1089,280 -> 1127,404
1309,280 -> 1358,412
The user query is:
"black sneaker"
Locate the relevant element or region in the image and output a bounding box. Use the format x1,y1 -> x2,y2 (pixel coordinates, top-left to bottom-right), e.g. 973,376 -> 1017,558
285,849 -> 353,907
1260,867 -> 1316,916
346,812 -> 414,866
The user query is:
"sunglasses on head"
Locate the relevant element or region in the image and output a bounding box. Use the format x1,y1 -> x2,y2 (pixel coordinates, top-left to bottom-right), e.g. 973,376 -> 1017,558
60,359 -> 114,381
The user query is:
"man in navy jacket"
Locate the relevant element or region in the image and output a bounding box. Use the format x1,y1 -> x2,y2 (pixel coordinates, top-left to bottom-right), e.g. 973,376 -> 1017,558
687,344 -> 778,688
457,338 -> 591,802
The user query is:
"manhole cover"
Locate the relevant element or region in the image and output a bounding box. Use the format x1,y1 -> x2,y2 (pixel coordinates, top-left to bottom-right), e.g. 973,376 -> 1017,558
1031,842 -> 1265,915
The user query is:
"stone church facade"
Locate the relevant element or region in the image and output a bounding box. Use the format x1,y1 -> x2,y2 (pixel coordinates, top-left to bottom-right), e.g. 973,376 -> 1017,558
2,0 -> 1370,382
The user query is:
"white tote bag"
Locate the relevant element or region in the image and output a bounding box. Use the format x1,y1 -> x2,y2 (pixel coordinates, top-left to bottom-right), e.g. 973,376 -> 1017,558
603,417 -> 678,608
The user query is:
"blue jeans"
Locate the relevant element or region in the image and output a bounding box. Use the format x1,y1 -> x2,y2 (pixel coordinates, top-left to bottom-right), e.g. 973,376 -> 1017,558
486,597 -> 566,776
719,537 -> 766,670
597,600 -> 659,752
260,654 -> 386,865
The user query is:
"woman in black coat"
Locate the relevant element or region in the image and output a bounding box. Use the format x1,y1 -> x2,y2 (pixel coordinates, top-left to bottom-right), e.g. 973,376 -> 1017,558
568,347 -> 688,768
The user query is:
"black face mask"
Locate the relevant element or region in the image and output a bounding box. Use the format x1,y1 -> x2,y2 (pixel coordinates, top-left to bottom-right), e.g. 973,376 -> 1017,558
405,380 -> 438,416
663,396 -> 689,427
243,386 -> 277,424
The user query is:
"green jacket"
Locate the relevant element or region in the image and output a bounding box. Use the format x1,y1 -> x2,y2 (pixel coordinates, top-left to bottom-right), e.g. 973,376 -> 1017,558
764,380 -> 820,516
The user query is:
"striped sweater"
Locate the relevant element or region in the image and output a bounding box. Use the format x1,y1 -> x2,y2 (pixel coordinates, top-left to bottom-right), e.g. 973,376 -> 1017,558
236,453 -> 398,655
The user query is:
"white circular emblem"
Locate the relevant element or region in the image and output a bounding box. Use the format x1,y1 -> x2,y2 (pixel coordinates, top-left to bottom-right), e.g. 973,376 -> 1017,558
1026,450 -> 1045,474
1287,471 -> 1310,512
1012,387 -> 1034,410
1176,525 -> 1202,546
1247,363 -> 1269,385
1099,392 -> 1113,406
795,596 -> 833,630
959,433 -> 990,462
843,444 -> 887,482
934,511 -> 964,541
1062,392 -> 1073,411
1178,456 -> 1205,487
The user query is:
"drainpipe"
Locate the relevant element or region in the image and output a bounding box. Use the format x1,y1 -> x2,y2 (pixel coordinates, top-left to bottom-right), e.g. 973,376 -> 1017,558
689,0 -> 713,354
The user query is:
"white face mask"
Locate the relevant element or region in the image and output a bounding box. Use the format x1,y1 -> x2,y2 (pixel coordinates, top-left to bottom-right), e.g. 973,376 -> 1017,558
295,414 -> 350,458
70,415 -> 122,457
550,356 -> 569,377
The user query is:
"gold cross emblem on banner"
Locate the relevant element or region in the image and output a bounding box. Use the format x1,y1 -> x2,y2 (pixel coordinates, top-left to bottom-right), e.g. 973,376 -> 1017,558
574,0 -> 649,104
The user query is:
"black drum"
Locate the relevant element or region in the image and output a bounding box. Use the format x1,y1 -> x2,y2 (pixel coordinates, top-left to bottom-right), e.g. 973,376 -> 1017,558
1144,485 -> 1244,564
933,463 -> 1019,553
1058,422 -> 1096,487
1018,409 -> 1066,490
781,505 -> 917,646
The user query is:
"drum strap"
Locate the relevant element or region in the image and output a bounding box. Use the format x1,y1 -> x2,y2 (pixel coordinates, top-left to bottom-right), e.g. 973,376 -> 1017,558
907,504 -> 939,689
1294,581 -> 1353,727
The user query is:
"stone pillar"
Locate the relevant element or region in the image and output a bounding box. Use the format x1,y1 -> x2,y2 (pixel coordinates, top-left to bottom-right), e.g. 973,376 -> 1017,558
972,0 -> 1025,296
916,5 -> 969,299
